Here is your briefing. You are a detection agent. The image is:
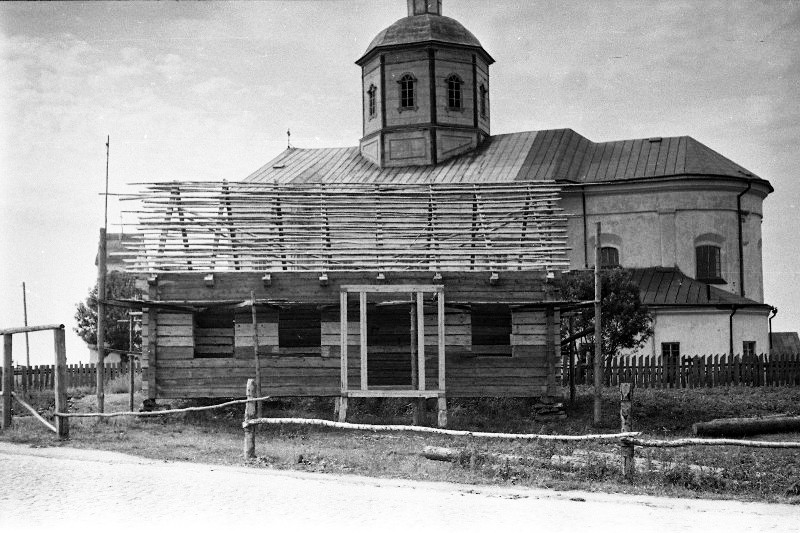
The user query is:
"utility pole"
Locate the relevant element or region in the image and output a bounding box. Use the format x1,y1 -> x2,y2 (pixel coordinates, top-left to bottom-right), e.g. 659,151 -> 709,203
96,135 -> 110,413
593,222 -> 603,426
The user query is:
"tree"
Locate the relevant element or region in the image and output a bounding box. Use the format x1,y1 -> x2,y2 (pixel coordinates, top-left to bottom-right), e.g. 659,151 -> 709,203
74,271 -> 142,356
559,268 -> 653,366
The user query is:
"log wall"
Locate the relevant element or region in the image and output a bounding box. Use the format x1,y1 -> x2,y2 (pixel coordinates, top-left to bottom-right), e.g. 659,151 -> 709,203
140,272 -> 561,399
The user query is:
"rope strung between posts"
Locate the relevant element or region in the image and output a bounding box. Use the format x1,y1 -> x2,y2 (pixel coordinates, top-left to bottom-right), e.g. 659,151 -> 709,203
55,395 -> 273,419
622,436 -> 800,449
242,417 -> 639,441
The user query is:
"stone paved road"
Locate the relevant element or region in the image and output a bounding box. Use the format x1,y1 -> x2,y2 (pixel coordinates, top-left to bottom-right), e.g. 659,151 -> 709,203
0,442 -> 797,533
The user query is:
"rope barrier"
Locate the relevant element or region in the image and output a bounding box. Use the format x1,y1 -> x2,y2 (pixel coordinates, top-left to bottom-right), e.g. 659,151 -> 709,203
55,395 -> 272,419
622,436 -> 800,449
243,417 -> 640,441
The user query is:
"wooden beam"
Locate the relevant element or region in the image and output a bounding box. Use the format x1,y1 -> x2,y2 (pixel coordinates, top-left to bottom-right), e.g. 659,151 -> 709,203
359,291 -> 368,391
346,389 -> 445,398
437,288 -> 446,393
339,291 -> 348,393
0,324 -> 64,335
53,328 -> 69,439
2,334 -> 11,429
416,292 -> 425,391
342,284 -> 443,293
250,290 -> 262,418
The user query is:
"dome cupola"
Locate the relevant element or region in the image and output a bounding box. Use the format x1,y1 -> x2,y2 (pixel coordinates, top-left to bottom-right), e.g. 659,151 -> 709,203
356,1 -> 493,168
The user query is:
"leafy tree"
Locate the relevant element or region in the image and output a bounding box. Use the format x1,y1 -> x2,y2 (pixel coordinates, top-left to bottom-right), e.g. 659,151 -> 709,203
74,271 -> 142,357
559,268 -> 653,365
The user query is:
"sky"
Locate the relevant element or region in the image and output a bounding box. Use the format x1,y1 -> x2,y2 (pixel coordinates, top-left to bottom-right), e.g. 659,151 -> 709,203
1,0 -> 799,365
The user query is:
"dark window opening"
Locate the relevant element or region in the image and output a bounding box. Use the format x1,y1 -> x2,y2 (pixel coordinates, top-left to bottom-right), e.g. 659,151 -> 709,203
471,304 -> 511,356
399,74 -> 415,109
743,341 -> 756,358
696,245 -> 723,282
195,311 -> 234,358
367,84 -> 377,118
661,342 -> 680,361
479,84 -> 487,117
600,246 -> 620,268
278,306 -> 321,348
446,75 -> 463,109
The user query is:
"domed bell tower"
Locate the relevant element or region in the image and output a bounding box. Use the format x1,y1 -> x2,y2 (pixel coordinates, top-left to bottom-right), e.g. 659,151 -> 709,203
356,1 -> 494,168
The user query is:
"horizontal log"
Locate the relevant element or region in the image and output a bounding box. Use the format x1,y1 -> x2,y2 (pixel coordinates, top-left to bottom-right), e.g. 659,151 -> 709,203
0,324 -> 63,335
692,416 -> 800,438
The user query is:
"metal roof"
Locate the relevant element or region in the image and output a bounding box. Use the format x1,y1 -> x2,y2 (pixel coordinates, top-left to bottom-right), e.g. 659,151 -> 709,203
628,267 -> 768,308
357,14 -> 491,64
770,332 -> 800,355
245,129 -> 767,187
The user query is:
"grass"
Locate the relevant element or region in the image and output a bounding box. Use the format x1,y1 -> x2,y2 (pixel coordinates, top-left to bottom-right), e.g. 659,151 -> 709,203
2,385 -> 799,503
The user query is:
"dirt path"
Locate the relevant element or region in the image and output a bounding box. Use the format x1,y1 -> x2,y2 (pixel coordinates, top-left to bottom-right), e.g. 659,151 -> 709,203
0,442 -> 796,533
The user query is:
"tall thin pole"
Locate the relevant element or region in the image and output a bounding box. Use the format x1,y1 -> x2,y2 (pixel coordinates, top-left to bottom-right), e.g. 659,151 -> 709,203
22,283 -> 30,368
96,135 -> 110,413
593,222 -> 603,426
128,312 -> 135,412
250,290 -> 262,418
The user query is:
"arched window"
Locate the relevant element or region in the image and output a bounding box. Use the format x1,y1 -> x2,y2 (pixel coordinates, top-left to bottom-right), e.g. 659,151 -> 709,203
367,84 -> 377,118
399,74 -> 416,109
600,247 -> 620,268
446,74 -> 463,109
696,245 -> 722,282
479,84 -> 488,117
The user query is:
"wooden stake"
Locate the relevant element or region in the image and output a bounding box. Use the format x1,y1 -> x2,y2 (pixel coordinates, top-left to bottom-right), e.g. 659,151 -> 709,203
410,298 -> 423,425
568,315 -> 576,405
53,328 -> 69,439
593,222 -> 602,426
244,378 -> 256,459
619,382 -> 634,481
2,334 -> 11,429
250,290 -> 262,418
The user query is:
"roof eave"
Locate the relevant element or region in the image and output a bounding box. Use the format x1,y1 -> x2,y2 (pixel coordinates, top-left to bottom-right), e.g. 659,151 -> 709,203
356,41 -> 495,66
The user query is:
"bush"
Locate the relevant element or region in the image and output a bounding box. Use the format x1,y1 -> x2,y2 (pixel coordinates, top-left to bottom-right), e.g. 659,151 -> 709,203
106,372 -> 142,394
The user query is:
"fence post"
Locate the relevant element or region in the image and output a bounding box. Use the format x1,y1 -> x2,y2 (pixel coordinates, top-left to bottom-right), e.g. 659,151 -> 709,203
2,334 -> 12,429
244,378 -> 256,460
53,328 -> 69,439
127,356 -> 134,411
619,382 -> 634,481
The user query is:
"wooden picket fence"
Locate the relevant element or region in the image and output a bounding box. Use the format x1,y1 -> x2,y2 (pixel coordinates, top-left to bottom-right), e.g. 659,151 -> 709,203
0,361 -> 142,392
563,352 -> 800,389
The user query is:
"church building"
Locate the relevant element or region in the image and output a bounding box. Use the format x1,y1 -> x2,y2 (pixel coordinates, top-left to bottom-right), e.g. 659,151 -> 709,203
243,0 -> 775,361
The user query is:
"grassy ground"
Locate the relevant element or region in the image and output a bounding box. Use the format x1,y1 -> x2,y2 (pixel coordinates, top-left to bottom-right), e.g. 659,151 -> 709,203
2,385 -> 799,503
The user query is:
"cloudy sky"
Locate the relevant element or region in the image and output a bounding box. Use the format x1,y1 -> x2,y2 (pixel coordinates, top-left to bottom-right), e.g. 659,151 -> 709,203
1,0 -> 799,364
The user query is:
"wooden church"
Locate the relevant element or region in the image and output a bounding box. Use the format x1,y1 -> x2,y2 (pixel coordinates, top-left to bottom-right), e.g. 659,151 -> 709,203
124,0 -> 574,426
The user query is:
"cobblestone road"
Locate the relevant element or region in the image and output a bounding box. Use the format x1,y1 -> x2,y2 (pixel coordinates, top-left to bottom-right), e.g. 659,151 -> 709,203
0,442 -> 797,533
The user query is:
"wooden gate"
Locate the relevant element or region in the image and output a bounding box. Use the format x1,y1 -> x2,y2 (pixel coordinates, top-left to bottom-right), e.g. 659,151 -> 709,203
1,324 -> 69,438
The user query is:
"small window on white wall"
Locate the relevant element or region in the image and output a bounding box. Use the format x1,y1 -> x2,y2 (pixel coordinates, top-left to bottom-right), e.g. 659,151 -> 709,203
694,233 -> 725,284
696,245 -> 723,282
600,247 -> 620,268
742,341 -> 756,358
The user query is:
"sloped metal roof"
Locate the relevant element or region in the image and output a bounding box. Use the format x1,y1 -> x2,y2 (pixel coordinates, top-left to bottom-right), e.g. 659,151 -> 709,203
628,267 -> 768,307
770,332 -> 800,355
245,129 -> 767,187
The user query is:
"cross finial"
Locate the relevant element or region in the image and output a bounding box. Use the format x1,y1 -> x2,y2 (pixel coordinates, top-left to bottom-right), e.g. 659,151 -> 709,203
287,128 -> 292,149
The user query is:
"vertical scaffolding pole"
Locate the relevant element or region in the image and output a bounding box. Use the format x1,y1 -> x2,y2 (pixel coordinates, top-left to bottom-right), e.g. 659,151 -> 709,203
593,222 -> 603,426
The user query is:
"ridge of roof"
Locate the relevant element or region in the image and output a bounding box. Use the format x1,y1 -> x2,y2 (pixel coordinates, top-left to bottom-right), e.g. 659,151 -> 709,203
243,129 -> 768,188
